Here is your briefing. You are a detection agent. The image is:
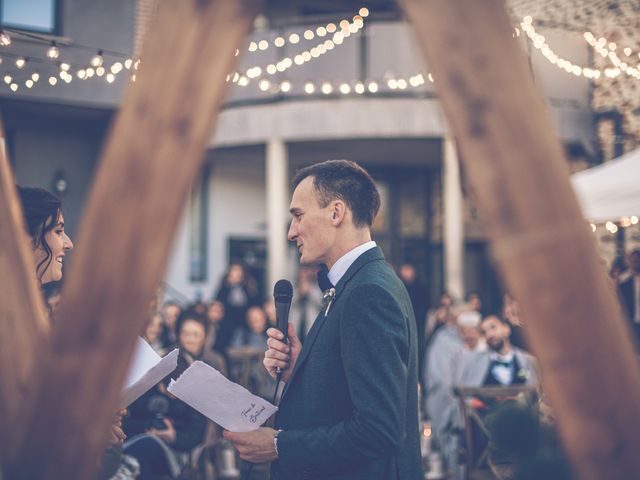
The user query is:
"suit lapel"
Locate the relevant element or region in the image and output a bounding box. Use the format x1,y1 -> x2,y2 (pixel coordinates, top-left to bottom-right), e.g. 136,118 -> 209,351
280,247 -> 385,401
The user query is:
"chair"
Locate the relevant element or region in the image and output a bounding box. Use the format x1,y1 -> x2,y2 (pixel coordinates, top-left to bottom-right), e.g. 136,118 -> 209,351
452,385 -> 538,480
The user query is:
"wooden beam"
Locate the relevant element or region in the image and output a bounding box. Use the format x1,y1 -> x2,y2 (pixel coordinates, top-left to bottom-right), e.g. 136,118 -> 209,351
9,1 -> 260,478
398,1 -> 640,479
0,115 -> 49,463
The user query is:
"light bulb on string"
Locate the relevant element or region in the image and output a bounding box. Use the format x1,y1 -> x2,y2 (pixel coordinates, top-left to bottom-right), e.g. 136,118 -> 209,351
47,41 -> 59,59
25,79 -> 33,89
280,80 -> 292,93
354,82 -> 365,94
359,7 -> 370,17
258,79 -> 270,91
111,62 -> 123,74
15,57 -> 27,69
59,62 -> 70,71
91,50 -> 104,68
274,37 -> 285,48
106,73 -> 115,83
31,72 -> 40,82
0,31 -> 11,47
321,82 -> 333,94
304,30 -> 314,40
85,67 -> 95,78
3,74 -> 11,85
304,81 -> 315,94
339,83 -> 351,94
10,83 -> 17,92
367,81 -> 378,93
124,58 -> 133,69
48,76 -> 57,86
77,69 -> 86,79
96,66 -> 105,76
316,26 -> 327,37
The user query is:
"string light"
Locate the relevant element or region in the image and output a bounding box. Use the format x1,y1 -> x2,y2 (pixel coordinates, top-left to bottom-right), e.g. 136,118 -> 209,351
235,16 -> 365,83
25,79 -> 33,88
46,41 -> 59,59
242,9 -> 368,56
9,83 -> 17,92
368,81 -> 379,93
31,72 -> 39,82
90,50 -> 104,68
0,31 -> 11,47
15,57 -> 26,69
584,31 -> 640,80
304,81 -> 315,94
521,17 -> 603,80
48,76 -> 57,85
321,82 -> 333,94
280,80 -> 292,93
3,74 -> 11,84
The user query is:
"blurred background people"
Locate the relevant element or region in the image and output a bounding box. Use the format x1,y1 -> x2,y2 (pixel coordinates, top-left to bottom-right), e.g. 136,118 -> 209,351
143,312 -> 165,355
161,301 -> 182,349
214,263 -> 258,353
618,249 -> 640,345
289,267 -> 323,343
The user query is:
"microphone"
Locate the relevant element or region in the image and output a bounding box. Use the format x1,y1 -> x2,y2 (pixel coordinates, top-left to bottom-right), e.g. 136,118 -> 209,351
273,279 -> 293,379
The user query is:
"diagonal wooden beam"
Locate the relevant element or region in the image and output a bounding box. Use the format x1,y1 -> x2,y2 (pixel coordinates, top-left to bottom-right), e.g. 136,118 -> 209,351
0,116 -> 49,463
9,1 -> 260,478
398,0 -> 640,479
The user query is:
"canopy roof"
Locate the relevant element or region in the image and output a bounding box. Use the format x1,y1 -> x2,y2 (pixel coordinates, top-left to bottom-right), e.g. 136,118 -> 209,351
571,147 -> 640,222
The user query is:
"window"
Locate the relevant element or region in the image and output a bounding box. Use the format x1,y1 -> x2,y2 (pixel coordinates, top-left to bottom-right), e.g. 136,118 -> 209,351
1,0 -> 58,34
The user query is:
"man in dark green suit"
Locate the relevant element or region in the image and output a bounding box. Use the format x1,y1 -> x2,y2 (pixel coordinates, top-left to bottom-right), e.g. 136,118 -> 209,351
225,160 -> 423,479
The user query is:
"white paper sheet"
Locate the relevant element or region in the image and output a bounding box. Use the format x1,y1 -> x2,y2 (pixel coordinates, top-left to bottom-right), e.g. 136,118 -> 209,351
121,337 -> 179,407
167,361 -> 277,432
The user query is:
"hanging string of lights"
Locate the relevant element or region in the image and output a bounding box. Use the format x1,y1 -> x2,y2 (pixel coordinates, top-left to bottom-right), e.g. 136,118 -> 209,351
230,10 -> 368,87
245,7 -> 370,54
583,32 -> 640,80
520,16 -> 603,80
521,16 -> 640,81
224,71 -> 434,96
0,7 -> 372,94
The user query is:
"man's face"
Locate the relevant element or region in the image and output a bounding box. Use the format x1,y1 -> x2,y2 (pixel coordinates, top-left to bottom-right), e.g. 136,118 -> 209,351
288,176 -> 336,266
481,316 -> 510,352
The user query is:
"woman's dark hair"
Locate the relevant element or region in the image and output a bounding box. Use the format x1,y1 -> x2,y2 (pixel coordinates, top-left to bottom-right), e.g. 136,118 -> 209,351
17,186 -> 62,282
175,309 -> 209,338
292,159 -> 381,228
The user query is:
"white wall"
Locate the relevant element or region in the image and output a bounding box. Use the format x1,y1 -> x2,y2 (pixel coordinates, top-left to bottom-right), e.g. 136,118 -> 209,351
164,159 -> 267,302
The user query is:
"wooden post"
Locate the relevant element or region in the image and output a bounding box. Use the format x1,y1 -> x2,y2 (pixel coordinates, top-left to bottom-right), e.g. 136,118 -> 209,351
9,1 -> 260,478
398,1 -> 640,479
0,117 -> 49,462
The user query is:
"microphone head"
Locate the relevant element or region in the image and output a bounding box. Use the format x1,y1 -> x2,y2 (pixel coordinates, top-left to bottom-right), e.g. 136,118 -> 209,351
273,279 -> 293,302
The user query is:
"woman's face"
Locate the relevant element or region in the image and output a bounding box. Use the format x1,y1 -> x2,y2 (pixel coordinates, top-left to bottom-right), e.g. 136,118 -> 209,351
247,307 -> 267,333
145,314 -> 163,343
179,319 -> 206,356
34,213 -> 73,284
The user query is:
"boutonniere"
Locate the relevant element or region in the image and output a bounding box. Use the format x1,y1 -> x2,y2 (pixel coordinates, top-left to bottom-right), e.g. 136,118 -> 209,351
321,288 -> 336,316
516,368 -> 529,380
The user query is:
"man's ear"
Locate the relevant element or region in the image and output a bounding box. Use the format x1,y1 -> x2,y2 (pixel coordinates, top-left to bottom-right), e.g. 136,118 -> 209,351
330,200 -> 347,225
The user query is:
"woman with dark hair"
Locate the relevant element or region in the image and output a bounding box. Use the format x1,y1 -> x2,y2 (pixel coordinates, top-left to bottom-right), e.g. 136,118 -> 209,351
18,186 -> 73,285
17,185 -> 129,479
123,309 -> 217,479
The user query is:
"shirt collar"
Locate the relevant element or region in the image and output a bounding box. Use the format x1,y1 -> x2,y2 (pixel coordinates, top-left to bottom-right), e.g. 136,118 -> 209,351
327,241 -> 377,286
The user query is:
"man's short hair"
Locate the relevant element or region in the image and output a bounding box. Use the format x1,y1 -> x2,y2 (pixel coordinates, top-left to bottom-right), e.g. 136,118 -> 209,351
292,159 -> 381,228
482,314 -> 509,326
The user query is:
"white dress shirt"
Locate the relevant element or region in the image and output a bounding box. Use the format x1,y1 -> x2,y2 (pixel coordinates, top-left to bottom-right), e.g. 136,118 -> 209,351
327,241 -> 377,286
